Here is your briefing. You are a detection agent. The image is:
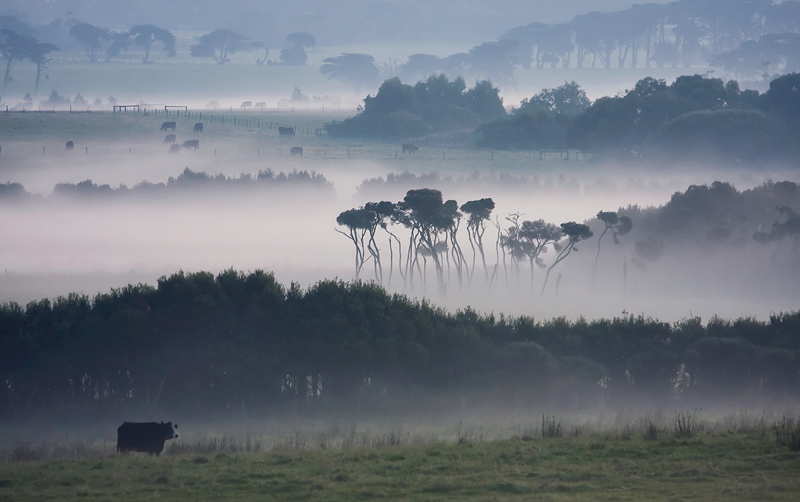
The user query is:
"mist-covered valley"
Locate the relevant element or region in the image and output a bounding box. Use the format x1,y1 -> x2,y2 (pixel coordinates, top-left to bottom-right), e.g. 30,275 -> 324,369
2,4 -> 800,498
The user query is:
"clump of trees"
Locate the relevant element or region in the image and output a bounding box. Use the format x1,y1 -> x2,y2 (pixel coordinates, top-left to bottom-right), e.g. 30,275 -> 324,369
66,22 -> 174,64
477,73 -> 800,161
1,28 -> 58,95
0,168 -> 333,203
325,75 -> 505,138
320,53 -> 381,91
2,269 -> 799,420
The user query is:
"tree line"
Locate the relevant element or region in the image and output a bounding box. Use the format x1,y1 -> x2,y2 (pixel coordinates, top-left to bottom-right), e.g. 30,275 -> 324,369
1,269 -> 798,421
477,72 -> 800,160
399,0 -> 800,83
338,180 -> 800,297
0,168 -> 333,204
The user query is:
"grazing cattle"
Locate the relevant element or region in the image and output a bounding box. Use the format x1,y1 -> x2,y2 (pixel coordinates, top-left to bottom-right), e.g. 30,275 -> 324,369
290,147 -> 303,157
402,144 -> 419,154
117,421 -> 179,456
163,134 -> 176,144
279,126 -> 295,137
65,141 -> 74,151
169,144 -> 181,154
255,102 -> 266,109
160,121 -> 177,132
181,140 -> 200,150
240,101 -> 252,109
193,123 -> 203,133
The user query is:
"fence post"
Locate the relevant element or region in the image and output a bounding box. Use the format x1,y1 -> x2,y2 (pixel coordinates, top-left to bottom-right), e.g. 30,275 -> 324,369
43,146 -> 45,156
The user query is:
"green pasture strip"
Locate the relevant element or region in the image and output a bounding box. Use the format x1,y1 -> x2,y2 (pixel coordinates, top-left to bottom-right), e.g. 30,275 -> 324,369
1,432 -> 798,501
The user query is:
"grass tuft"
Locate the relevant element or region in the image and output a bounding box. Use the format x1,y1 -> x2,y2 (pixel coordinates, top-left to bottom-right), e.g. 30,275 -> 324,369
774,414 -> 800,451
541,415 -> 564,438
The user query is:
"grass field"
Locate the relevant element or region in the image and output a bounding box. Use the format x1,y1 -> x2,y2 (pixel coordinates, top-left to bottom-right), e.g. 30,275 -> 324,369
1,415 -> 799,501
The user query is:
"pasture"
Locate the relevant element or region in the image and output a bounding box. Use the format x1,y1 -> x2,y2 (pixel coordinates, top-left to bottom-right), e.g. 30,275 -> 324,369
1,411 -> 800,501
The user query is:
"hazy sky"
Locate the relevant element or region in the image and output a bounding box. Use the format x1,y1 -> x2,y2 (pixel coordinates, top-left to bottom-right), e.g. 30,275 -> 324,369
4,0 -> 671,44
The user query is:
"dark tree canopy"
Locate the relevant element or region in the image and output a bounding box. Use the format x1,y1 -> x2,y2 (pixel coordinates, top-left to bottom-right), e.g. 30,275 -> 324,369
68,23 -> 109,63
191,29 -> 248,64
129,24 -> 175,63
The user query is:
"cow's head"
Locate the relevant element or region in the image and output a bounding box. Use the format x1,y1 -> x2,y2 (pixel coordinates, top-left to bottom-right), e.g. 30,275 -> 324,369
161,421 -> 179,439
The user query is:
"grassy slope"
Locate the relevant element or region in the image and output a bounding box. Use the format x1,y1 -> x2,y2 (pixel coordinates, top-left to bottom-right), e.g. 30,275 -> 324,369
1,432 -> 798,501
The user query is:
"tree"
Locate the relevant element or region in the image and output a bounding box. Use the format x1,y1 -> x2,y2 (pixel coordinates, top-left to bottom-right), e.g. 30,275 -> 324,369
129,24 -> 175,63
541,222 -> 593,297
592,211 -> 633,286
26,39 -> 58,96
1,29 -> 25,92
463,80 -> 507,123
519,220 -> 562,291
106,31 -> 131,62
320,53 -> 380,91
396,189 -> 458,294
191,29 -> 248,65
520,81 -> 591,116
335,208 -> 376,280
251,41 -> 269,65
460,198 -> 495,284
68,23 -> 109,62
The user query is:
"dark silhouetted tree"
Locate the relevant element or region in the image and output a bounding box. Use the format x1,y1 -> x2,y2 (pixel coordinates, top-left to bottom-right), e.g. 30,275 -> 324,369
592,211 -> 633,285
191,29 -> 247,65
519,219 -> 562,291
129,24 -> 175,63
460,198 -> 495,284
541,222 -> 593,297
320,53 -> 380,91
68,23 -> 109,62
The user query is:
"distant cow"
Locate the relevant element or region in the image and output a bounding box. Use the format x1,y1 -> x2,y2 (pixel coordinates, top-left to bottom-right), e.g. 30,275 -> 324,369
160,121 -> 176,132
169,144 -> 181,154
117,421 -> 179,456
240,101 -> 252,109
181,140 -> 200,150
163,134 -> 176,144
65,141 -> 74,151
193,123 -> 203,133
255,102 -> 266,109
279,126 -> 295,137
290,147 -> 303,157
402,144 -> 419,154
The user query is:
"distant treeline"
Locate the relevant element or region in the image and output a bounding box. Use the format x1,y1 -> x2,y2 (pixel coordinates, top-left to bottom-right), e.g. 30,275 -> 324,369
1,270 -> 799,421
340,179 -> 800,297
479,73 -> 800,160
325,76 -> 506,139
0,168 -> 333,203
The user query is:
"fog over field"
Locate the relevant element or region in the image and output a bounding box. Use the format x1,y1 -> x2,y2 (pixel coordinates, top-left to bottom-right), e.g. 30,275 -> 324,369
0,113 -> 797,322
2,4 -> 800,479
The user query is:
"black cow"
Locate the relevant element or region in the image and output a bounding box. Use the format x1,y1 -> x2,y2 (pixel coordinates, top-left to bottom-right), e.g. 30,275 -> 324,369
163,134 -> 176,144
160,121 -> 177,132
290,146 -> 303,157
279,126 -> 295,137
193,123 -> 203,133
117,421 -> 179,456
181,140 -> 200,150
169,144 -> 181,154
65,141 -> 74,151
402,143 -> 419,154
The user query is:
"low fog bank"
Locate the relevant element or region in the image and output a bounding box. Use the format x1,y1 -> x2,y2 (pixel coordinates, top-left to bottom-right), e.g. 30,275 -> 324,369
0,153 -> 798,321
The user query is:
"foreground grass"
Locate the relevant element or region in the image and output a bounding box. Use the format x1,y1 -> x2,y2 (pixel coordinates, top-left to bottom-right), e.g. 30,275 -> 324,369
1,431 -> 799,501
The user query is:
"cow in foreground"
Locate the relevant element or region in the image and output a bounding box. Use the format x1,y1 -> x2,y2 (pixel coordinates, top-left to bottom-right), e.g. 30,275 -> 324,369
193,123 -> 203,133
169,144 -> 181,154
402,144 -> 419,154
290,147 -> 303,157
65,141 -> 74,151
279,126 -> 295,137
181,140 -> 200,150
160,121 -> 176,132
117,421 -> 178,456
163,134 -> 176,144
